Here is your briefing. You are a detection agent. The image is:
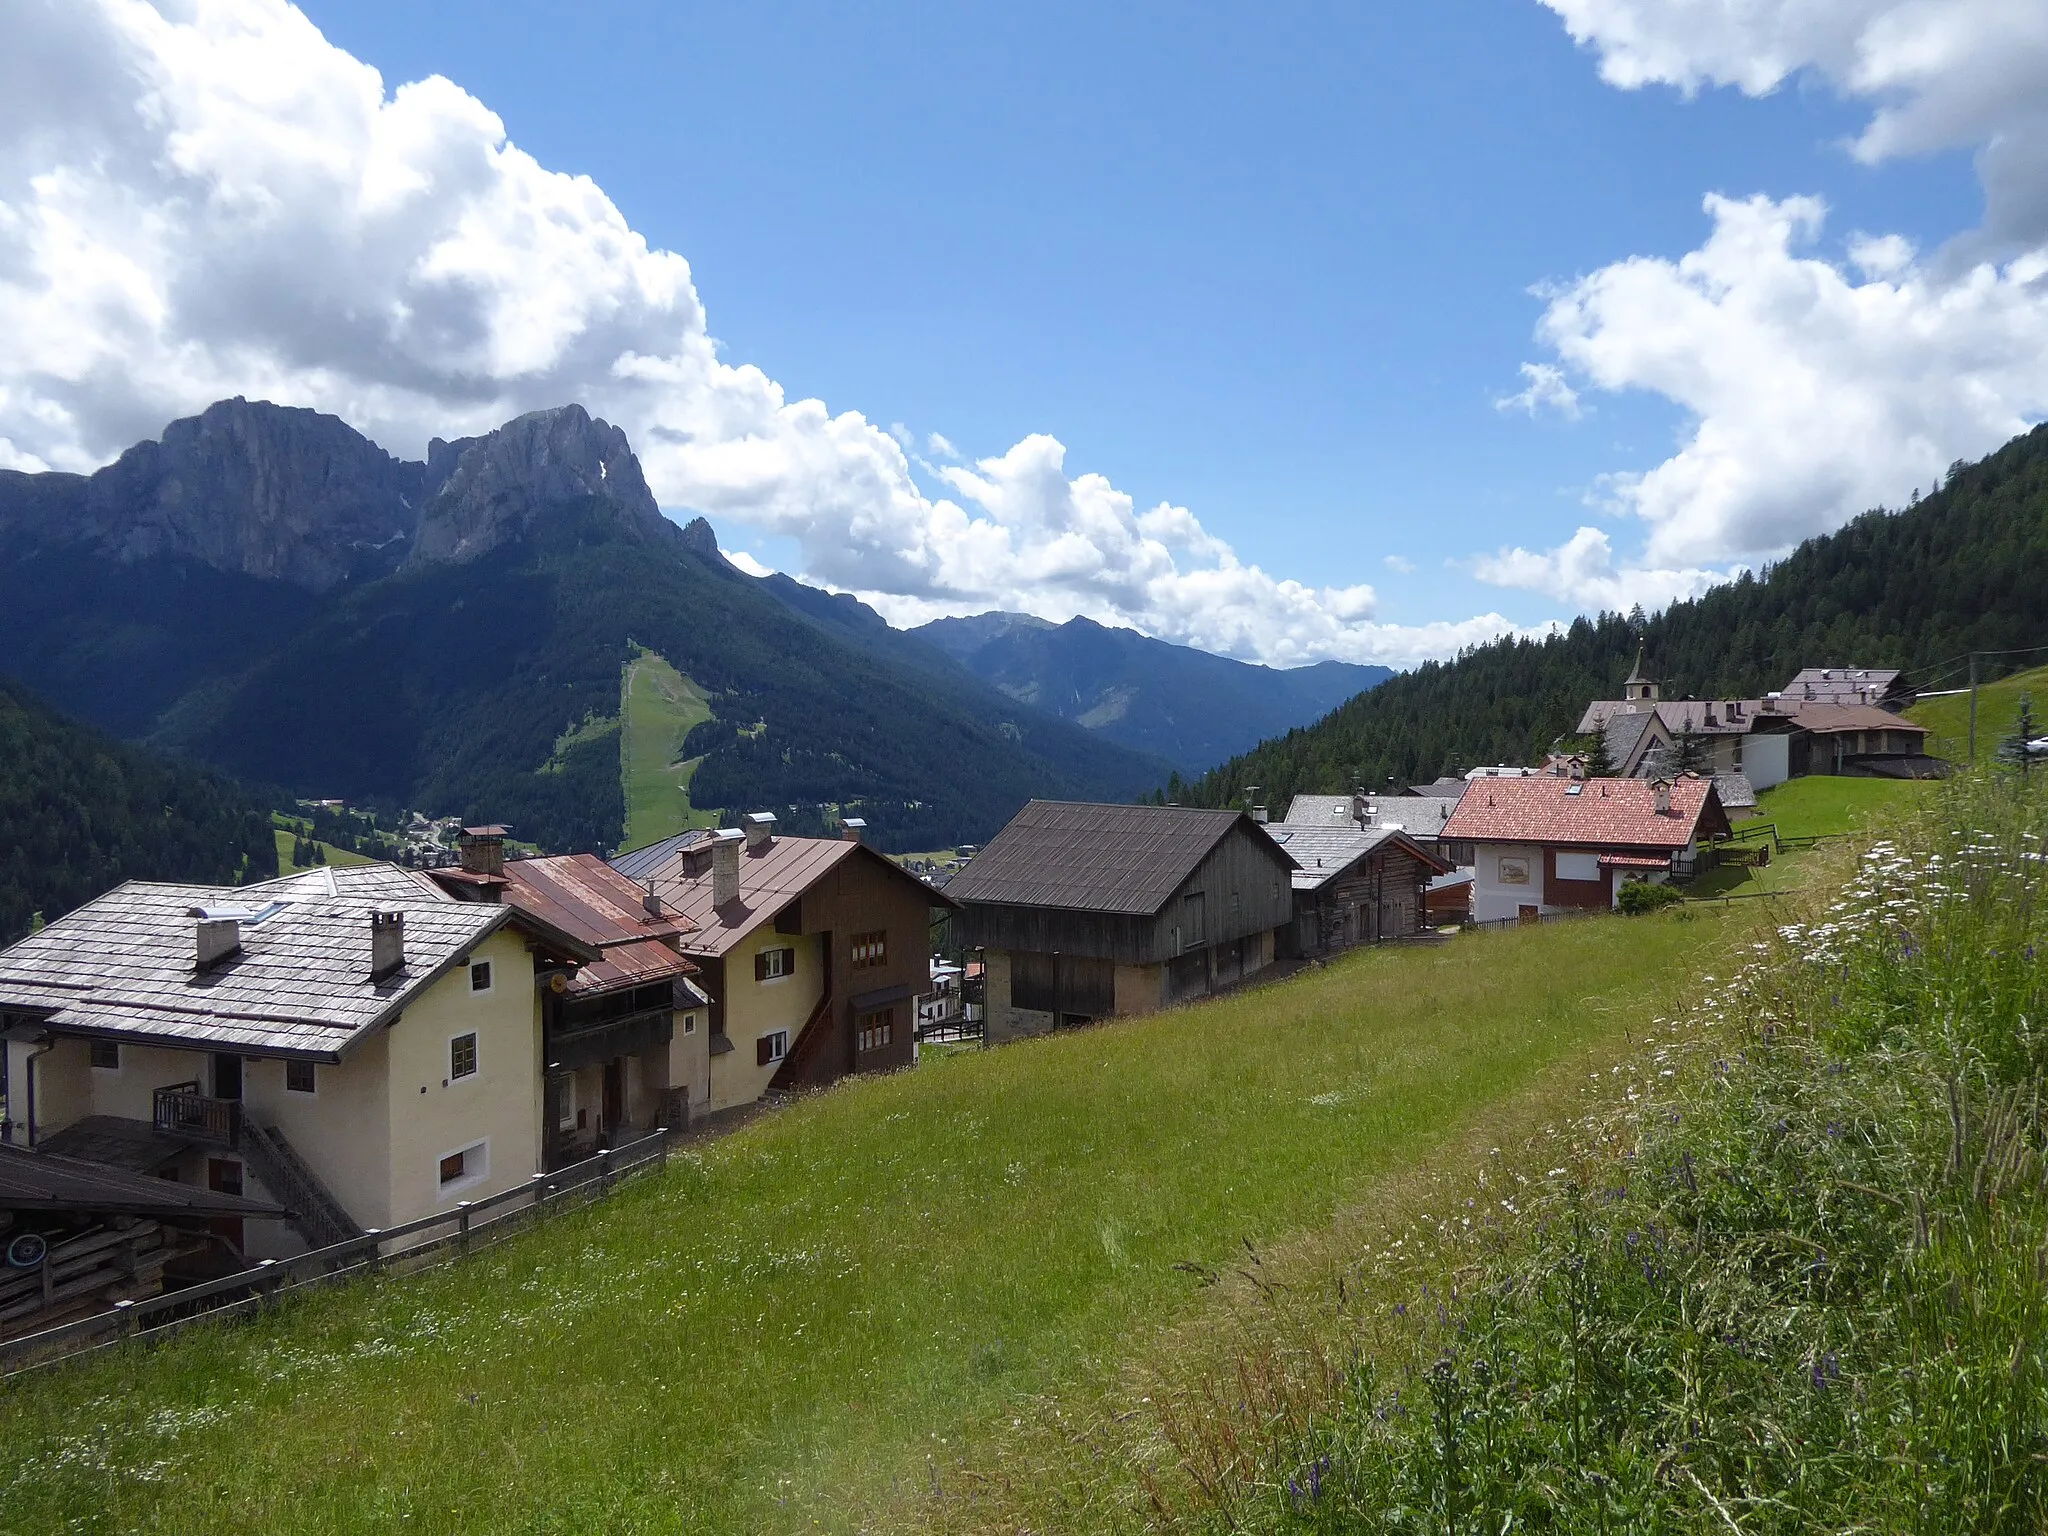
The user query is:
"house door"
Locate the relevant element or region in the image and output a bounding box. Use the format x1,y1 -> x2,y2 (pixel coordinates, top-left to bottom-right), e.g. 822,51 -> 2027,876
212,1053 -> 243,1100
602,1059 -> 625,1138
207,1157 -> 245,1252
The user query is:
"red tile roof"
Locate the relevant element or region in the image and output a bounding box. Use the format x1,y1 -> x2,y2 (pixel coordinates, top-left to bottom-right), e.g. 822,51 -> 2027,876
1441,775 -> 1727,849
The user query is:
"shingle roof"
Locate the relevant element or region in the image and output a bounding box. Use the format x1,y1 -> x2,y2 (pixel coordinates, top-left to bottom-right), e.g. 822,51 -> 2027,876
1712,772 -> 1758,811
0,1141 -> 287,1218
1781,667 -> 1904,706
1791,703 -> 1929,736
1266,825 -> 1451,891
1406,777 -> 1471,800
944,801 -> 1293,915
1577,699 -> 1779,738
0,866 -> 533,1059
1282,794 -> 1355,826
1440,775 -> 1728,849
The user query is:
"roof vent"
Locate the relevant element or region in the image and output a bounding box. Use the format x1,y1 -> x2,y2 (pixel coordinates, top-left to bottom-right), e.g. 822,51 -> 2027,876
744,811 -> 777,851
370,909 -> 405,981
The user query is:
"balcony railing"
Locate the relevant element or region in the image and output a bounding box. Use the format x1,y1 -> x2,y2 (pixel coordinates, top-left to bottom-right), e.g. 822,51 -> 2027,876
153,1081 -> 240,1147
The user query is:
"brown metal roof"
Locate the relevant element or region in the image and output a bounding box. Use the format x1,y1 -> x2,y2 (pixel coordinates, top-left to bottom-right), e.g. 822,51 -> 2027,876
1441,775 -> 1729,849
497,855 -> 698,996
1791,703 -> 1929,736
943,801 -> 1294,916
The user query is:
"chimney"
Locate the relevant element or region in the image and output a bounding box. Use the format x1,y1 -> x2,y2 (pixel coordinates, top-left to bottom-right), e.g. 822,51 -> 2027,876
1652,779 -> 1673,815
642,887 -> 663,920
842,817 -> 867,844
459,825 -> 506,876
744,811 -> 777,851
712,828 -> 745,908
189,908 -> 242,970
370,909 -> 406,980
1352,788 -> 1369,830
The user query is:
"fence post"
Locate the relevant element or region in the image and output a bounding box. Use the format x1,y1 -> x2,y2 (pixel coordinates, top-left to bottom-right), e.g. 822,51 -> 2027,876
457,1201 -> 472,1257
599,1147 -> 613,1194
363,1229 -> 383,1274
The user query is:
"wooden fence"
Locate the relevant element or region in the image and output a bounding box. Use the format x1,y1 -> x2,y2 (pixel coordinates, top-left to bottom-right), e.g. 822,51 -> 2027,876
0,1127 -> 675,1379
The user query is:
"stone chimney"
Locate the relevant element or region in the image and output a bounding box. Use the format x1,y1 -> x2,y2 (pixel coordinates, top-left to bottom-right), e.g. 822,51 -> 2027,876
188,908 -> 242,970
642,886 -> 663,920
1352,788 -> 1370,830
459,825 -> 507,876
1652,779 -> 1673,816
842,817 -> 867,843
712,829 -> 745,908
370,909 -> 406,980
744,811 -> 777,850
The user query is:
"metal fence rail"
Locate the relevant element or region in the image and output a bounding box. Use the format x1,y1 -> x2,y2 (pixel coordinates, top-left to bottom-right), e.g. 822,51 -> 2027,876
0,1127 -> 675,1378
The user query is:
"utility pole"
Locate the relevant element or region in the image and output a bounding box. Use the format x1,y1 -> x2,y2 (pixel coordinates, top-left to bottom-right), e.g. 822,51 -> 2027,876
1968,652 -> 1980,765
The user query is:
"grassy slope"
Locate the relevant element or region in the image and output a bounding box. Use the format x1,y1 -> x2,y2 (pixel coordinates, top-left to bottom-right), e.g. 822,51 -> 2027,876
1,913 -> 1735,1533
1911,661 -> 2048,765
271,827 -> 377,871
1732,774 -> 1933,841
620,648 -> 716,851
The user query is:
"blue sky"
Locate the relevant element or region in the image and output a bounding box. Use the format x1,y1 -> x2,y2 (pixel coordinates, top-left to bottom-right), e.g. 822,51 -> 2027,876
293,0 -> 1980,636
6,2 -> 2041,665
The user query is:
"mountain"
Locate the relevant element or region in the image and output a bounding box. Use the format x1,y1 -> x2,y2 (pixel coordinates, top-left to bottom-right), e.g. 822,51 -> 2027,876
1188,423 -> 2048,810
0,680 -> 279,944
0,400 -> 1169,853
909,612 -> 1393,771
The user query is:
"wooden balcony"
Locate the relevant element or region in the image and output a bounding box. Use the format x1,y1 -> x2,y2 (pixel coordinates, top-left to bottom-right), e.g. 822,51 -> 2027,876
153,1082 -> 240,1147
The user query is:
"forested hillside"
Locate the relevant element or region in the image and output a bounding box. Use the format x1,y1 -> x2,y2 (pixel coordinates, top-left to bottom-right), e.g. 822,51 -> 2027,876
0,681 -> 278,944
1191,422 -> 2048,807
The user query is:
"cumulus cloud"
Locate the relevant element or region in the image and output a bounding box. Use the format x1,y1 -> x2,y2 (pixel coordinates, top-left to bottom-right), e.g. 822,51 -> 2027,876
0,0 -> 1529,669
1473,1 -> 2048,608
1383,554 -> 1416,575
1494,362 -> 1582,419
1471,525 -> 1730,612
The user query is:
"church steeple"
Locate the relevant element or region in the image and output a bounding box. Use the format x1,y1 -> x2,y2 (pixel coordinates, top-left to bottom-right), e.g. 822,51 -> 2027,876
1623,642 -> 1660,703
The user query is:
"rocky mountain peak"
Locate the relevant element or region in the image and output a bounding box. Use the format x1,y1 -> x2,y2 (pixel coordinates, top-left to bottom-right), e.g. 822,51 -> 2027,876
677,516 -> 720,558
409,404 -> 668,566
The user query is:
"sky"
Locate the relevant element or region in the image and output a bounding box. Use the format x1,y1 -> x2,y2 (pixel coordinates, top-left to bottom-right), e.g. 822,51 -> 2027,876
3,1 -> 2045,668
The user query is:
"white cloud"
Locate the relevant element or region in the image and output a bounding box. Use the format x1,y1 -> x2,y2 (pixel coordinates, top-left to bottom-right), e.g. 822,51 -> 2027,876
0,0 -> 1529,670
1494,362 -> 1582,419
1474,0 -> 2048,605
1539,1 -> 2048,257
1383,554 -> 1416,575
723,547 -> 775,579
1471,525 -> 1730,612
925,431 -> 958,459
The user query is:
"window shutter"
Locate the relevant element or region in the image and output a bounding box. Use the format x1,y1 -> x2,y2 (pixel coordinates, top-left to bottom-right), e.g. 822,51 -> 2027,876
783,947 -> 796,975
755,951 -> 769,982
757,1035 -> 773,1067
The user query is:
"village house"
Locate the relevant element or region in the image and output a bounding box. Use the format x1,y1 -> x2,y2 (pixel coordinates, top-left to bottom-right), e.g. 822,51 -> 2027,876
426,829 -> 709,1161
1783,703 -> 1938,778
1577,652 -> 1801,789
947,801 -> 1298,1044
0,864 -> 599,1258
611,815 -> 954,1113
1267,821 -> 1451,956
1781,667 -> 1914,711
1441,775 -> 1731,925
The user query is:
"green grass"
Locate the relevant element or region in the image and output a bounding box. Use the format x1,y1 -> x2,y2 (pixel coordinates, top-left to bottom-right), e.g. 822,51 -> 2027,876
1911,662 -> 2048,766
1124,774 -> 2048,1535
0,913 -> 1736,1533
271,827 -> 377,871
1730,773 -> 1932,841
620,648 -> 716,851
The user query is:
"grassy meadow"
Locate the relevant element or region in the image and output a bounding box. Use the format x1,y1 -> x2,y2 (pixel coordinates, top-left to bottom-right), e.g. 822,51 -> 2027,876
0,912 -> 1739,1533
620,648 -> 716,850
1731,773 -> 1933,842
271,827 -> 377,872
1053,773 -> 2048,1534
1911,661 -> 2048,766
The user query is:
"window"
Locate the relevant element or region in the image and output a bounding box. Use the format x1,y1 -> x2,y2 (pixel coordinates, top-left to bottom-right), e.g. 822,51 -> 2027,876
285,1059 -> 317,1094
757,1029 -> 789,1067
469,960 -> 493,993
681,1012 -> 697,1035
450,1032 -> 479,1080
755,946 -> 796,982
856,1008 -> 895,1053
438,1139 -> 488,1189
1182,892 -> 1206,949
850,930 -> 887,968
89,1040 -> 120,1071
213,1052 -> 243,1101
1555,851 -> 1602,882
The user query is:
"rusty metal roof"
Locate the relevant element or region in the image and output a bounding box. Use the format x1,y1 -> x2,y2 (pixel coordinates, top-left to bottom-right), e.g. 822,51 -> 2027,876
944,801 -> 1294,916
499,855 -> 698,996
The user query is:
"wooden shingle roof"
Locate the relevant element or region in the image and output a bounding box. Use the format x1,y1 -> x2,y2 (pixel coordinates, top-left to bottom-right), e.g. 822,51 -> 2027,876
945,801 -> 1294,915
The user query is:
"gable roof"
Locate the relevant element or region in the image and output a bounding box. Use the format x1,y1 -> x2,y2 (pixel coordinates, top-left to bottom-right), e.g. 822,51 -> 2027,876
1267,825 -> 1452,892
944,801 -> 1295,916
1781,667 -> 1905,706
0,864 -> 585,1060
1792,702 -> 1929,736
617,835 -> 951,959
609,828 -> 709,884
1282,794 -> 1354,826
0,1141 -> 287,1218
493,855 -> 699,997
1440,775 -> 1728,850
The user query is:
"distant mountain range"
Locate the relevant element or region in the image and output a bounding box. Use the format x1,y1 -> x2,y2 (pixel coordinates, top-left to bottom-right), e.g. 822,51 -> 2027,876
911,612 -> 1391,772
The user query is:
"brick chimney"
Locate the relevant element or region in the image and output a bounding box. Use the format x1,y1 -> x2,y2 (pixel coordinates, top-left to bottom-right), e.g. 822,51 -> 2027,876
712,829 -> 745,908
841,817 -> 866,843
459,825 -> 507,876
370,909 -> 406,980
744,811 -> 777,850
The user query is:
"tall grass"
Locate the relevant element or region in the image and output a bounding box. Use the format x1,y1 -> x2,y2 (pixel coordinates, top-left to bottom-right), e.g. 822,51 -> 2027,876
1134,773 -> 2048,1533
